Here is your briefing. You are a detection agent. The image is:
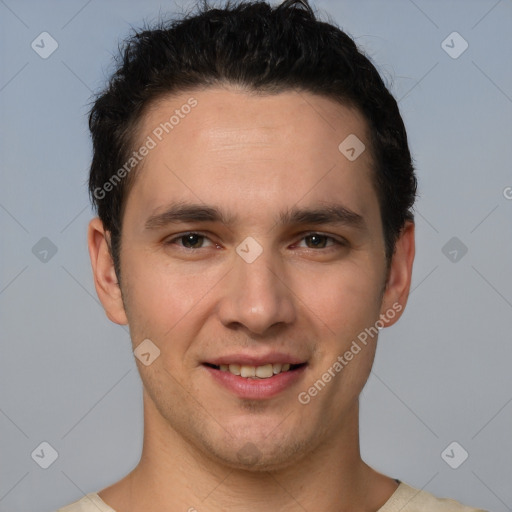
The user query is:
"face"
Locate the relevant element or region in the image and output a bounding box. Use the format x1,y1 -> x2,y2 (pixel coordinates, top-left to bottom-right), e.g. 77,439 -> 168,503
89,87 -> 414,472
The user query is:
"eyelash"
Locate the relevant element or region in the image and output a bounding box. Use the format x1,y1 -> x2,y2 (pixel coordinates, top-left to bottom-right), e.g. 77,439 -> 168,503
165,232 -> 347,251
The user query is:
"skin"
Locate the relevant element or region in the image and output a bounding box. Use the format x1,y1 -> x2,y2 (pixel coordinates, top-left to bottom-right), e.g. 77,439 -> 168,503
88,87 -> 415,511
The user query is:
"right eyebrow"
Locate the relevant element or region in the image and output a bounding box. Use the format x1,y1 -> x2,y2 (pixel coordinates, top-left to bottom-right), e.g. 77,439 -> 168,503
144,202 -> 236,231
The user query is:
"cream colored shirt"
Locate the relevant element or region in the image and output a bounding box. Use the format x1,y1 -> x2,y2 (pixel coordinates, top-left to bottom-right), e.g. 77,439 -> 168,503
56,482 -> 487,511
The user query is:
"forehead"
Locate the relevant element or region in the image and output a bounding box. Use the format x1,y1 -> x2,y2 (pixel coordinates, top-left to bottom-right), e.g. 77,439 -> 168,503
126,87 -> 379,229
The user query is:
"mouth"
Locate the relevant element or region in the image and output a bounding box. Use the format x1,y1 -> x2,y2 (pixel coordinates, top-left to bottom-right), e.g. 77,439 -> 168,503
203,362 -> 307,379
201,360 -> 308,400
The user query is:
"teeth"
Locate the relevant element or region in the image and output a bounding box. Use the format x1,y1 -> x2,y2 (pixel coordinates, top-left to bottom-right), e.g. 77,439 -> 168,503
218,363 -> 297,379
240,365 -> 256,377
255,364 -> 273,378
228,364 -> 241,375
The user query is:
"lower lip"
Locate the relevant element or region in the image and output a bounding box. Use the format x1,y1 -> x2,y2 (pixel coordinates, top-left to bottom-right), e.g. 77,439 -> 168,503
203,364 -> 307,400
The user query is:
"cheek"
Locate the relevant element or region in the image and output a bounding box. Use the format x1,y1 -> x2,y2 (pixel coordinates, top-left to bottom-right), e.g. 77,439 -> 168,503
296,262 -> 384,337
121,251 -> 214,340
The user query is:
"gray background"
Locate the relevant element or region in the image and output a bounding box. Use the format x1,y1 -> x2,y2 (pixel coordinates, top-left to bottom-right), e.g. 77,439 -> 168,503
0,0 -> 511,510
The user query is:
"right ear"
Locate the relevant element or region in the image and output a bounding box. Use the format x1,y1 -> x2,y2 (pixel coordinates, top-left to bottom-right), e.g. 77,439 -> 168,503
87,217 -> 128,325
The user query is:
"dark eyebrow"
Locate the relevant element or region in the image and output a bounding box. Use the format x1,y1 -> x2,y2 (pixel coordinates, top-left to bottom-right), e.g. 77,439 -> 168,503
278,204 -> 366,231
145,202 -> 234,230
144,201 -> 366,231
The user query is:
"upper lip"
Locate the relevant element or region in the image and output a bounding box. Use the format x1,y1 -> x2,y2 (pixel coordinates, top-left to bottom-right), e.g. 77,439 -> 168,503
204,352 -> 308,366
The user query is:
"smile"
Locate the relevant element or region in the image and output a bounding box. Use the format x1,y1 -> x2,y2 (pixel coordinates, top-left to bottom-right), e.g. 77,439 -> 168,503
202,362 -> 308,400
205,362 -> 306,379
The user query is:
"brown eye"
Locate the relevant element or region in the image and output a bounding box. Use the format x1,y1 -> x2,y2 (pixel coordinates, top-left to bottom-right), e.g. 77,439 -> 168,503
294,233 -> 347,252
303,234 -> 331,249
166,232 -> 214,249
180,233 -> 205,248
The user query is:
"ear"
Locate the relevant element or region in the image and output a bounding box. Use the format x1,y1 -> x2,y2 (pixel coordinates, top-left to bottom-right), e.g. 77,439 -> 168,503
379,221 -> 415,328
87,217 -> 128,325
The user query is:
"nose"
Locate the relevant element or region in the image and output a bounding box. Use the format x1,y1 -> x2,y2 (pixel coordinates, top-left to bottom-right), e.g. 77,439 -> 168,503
216,245 -> 296,335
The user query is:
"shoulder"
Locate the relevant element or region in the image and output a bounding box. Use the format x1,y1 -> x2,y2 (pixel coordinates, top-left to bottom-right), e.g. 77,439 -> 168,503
378,483 -> 488,512
56,493 -> 116,512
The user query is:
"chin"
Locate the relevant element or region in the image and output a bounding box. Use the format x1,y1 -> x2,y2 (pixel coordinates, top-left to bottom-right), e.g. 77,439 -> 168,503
199,429 -> 311,473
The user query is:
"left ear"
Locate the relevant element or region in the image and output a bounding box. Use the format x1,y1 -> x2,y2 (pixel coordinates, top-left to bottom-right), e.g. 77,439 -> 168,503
379,221 -> 415,327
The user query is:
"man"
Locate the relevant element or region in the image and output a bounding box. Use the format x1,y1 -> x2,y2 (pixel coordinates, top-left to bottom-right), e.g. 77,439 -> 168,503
58,0 -> 486,510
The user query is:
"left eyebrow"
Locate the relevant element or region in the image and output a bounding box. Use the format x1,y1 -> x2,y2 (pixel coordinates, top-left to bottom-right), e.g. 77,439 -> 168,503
278,203 -> 367,231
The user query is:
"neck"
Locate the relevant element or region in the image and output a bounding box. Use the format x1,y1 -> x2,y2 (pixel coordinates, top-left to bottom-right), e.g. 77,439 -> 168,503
99,393 -> 397,512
